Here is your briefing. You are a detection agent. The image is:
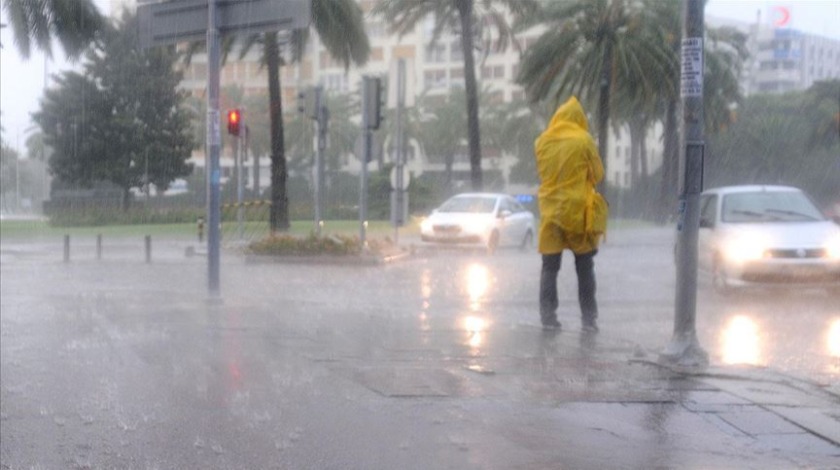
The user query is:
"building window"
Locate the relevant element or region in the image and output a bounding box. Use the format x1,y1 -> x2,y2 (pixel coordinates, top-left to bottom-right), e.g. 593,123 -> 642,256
424,69 -> 446,88
425,44 -> 446,63
451,41 -> 463,61
481,65 -> 505,80
323,74 -> 347,92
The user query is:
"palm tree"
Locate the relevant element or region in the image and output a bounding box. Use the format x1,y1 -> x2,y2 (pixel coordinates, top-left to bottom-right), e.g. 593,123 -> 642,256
2,0 -> 104,59
375,0 -> 537,191
229,0 -> 369,232
516,0 -> 674,187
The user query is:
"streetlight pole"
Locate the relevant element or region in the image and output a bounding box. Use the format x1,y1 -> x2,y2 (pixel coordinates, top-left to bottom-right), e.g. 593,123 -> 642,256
661,0 -> 708,367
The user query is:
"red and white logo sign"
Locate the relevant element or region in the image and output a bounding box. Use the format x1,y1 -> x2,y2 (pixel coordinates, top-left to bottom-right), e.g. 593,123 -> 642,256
772,6 -> 791,27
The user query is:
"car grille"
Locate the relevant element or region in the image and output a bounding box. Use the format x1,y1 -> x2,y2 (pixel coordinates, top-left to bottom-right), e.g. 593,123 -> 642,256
433,225 -> 461,234
743,270 -> 840,283
765,248 -> 827,259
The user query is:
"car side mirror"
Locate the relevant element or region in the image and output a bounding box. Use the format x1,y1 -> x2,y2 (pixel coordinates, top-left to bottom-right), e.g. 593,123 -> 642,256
499,209 -> 511,219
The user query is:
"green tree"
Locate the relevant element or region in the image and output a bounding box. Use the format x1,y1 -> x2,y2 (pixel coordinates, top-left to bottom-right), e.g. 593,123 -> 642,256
0,142 -> 20,211
375,0 -> 537,191
482,99 -> 545,186
805,79 -> 840,149
2,0 -> 104,59
416,90 -> 468,190
33,11 -> 194,209
24,131 -> 49,162
707,88 -> 839,205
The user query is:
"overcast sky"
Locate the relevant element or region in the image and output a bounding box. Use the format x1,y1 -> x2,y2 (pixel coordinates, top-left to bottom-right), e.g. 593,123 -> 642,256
2,0 -> 839,154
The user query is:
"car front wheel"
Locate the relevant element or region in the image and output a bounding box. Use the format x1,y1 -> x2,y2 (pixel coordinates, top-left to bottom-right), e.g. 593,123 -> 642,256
487,230 -> 500,254
519,230 -> 534,252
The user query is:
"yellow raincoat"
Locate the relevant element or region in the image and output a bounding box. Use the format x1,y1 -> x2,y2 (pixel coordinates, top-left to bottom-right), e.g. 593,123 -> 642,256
536,96 -> 608,255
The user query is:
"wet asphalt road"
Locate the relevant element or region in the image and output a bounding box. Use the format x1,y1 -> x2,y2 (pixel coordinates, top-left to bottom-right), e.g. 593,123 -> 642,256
1,226 -> 838,468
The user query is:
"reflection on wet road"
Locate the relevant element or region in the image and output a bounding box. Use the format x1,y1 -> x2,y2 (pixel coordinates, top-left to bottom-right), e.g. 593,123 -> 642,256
720,315 -> 762,366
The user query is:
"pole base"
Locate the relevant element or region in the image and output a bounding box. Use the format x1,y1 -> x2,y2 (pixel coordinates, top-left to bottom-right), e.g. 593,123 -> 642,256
659,333 -> 709,369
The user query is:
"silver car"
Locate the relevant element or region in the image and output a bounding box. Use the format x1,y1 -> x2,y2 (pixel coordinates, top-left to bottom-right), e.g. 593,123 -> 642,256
419,193 -> 535,253
697,185 -> 840,295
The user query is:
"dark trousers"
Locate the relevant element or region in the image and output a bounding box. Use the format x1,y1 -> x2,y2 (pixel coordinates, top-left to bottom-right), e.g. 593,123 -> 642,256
539,250 -> 598,325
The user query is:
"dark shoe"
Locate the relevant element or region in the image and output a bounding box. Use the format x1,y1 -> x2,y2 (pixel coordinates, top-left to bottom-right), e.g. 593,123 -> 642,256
582,321 -> 599,333
542,319 -> 562,331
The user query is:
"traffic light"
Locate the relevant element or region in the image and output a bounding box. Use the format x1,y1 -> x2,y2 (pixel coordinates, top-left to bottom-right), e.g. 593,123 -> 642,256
363,77 -> 383,130
227,109 -> 241,136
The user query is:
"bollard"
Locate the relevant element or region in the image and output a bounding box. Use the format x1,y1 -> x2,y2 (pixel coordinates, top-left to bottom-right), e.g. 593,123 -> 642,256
145,235 -> 152,263
64,235 -> 70,262
197,217 -> 205,243
97,234 -> 103,260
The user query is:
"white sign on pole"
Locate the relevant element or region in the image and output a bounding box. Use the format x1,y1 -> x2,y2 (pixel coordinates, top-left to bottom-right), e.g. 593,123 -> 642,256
390,166 -> 410,190
680,37 -> 703,98
387,58 -> 416,108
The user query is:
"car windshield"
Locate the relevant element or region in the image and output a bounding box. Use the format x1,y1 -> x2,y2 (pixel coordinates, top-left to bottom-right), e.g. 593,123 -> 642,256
438,196 -> 497,213
722,191 -> 825,223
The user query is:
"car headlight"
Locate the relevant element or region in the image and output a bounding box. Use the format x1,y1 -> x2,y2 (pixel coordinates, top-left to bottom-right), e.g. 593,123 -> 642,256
462,219 -> 490,235
722,233 -> 769,263
826,235 -> 840,260
420,218 -> 433,233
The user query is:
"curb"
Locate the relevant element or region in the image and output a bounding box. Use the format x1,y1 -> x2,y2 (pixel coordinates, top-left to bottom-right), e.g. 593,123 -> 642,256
243,249 -> 413,266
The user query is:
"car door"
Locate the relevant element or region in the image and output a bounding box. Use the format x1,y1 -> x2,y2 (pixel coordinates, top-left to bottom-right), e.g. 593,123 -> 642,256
500,197 -> 527,246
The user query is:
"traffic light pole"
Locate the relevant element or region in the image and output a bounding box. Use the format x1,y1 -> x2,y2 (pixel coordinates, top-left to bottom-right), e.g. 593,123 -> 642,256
206,0 -> 222,298
360,79 -> 371,250
313,86 -> 325,236
393,59 -> 406,245
661,0 -> 708,367
236,130 -> 244,241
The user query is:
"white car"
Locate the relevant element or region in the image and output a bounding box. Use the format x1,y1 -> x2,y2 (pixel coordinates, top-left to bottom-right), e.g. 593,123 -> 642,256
420,193 -> 535,253
697,185 -> 840,295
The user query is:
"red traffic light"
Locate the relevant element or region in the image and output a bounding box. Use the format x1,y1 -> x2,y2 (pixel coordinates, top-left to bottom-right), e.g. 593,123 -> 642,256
227,109 -> 241,136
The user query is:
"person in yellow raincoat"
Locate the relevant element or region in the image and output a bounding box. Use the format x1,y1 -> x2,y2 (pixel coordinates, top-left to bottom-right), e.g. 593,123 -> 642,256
536,96 -> 608,332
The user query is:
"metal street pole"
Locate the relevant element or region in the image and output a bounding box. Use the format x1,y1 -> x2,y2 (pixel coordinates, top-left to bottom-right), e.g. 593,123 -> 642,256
206,0 -> 222,298
393,59 -> 406,245
313,86 -> 324,236
661,0 -> 708,367
359,78 -> 372,249
236,130 -> 244,241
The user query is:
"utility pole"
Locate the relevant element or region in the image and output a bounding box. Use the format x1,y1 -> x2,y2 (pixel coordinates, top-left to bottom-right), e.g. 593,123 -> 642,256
661,0 -> 708,367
